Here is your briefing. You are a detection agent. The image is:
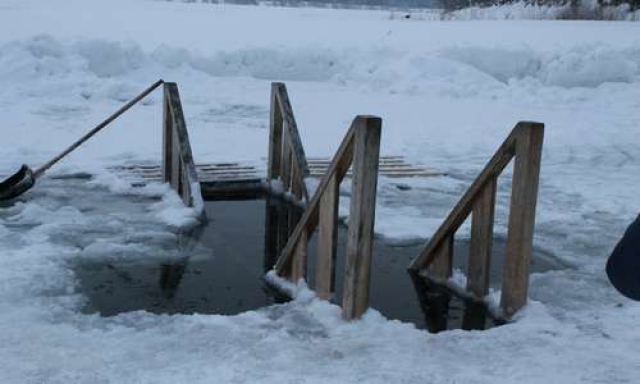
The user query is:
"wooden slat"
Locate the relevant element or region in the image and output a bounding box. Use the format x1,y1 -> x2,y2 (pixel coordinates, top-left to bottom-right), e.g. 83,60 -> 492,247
281,123 -> 292,190
408,123 -> 523,271
198,165 -> 255,171
309,170 -> 443,178
267,83 -> 282,181
307,155 -> 402,162
170,126 -> 181,195
429,234 -> 454,280
342,116 -> 382,320
162,96 -> 172,183
132,169 -> 259,177
310,162 -> 412,168
290,230 -> 308,282
467,178 -> 497,298
315,174 -> 339,300
125,174 -> 259,181
501,122 -> 544,317
291,165 -> 301,200
199,180 -> 265,200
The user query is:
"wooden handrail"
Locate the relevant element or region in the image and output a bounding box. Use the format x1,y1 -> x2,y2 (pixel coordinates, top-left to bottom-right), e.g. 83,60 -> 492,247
273,120 -> 357,274
272,115 -> 382,320
408,125 -> 520,271
162,82 -> 205,219
408,121 -> 544,318
267,82 -> 309,202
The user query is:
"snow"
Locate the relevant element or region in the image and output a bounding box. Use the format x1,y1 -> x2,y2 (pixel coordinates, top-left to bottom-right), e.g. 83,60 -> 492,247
1,0 -> 640,382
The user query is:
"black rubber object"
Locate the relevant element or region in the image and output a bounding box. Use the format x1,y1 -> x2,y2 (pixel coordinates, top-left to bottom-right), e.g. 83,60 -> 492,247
607,214 -> 640,301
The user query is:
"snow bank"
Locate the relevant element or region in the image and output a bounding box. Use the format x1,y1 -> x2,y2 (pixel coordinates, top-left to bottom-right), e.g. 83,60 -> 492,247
2,33 -> 640,102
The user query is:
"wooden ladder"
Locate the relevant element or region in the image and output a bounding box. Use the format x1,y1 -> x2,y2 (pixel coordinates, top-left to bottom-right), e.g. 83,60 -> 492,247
272,115 -> 382,321
408,122 -> 544,318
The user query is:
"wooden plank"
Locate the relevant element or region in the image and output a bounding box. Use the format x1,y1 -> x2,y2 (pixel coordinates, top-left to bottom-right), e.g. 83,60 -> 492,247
199,180 -> 266,200
429,234 -> 454,280
267,83 -> 283,181
135,172 -> 259,180
290,230 -> 307,282
264,197 -> 280,271
501,122 -> 544,317
162,96 -> 172,183
132,168 -> 259,177
467,178 -> 497,298
273,119 -> 358,276
181,158 -> 191,207
408,123 -> 523,271
307,155 -> 403,162
291,165 -> 301,200
315,174 -> 339,300
310,163 -> 413,169
342,116 -> 382,320
171,128 -> 181,194
281,123 -> 292,191
309,170 -> 444,178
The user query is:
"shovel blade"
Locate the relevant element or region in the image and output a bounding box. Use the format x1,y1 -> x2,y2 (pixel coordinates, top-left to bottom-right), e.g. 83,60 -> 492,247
0,165 -> 36,201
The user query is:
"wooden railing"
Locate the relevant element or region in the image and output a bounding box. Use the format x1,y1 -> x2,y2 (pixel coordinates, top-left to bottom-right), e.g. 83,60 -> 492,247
162,82 -> 206,219
273,116 -> 382,320
408,121 -> 544,318
267,82 -> 310,203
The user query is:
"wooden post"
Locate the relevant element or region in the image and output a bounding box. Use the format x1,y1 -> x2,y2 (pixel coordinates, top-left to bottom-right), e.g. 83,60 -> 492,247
267,84 -> 283,181
162,88 -> 173,183
467,179 -> 497,298
290,230 -> 307,282
276,199 -> 290,271
171,128 -> 181,193
281,122 -> 292,192
501,122 -> 544,317
429,235 -> 454,280
263,198 -> 280,272
342,116 -> 381,320
316,174 -> 339,300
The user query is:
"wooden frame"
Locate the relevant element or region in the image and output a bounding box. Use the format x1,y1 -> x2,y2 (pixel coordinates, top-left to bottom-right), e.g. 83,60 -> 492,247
267,82 -> 310,203
273,116 -> 382,320
408,122 -> 544,318
162,82 -> 206,219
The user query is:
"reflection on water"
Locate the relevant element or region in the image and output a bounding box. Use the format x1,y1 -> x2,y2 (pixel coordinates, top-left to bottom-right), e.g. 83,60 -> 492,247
75,195 -> 555,332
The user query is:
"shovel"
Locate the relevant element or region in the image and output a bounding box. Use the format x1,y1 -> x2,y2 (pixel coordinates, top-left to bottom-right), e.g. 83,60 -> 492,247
0,80 -> 164,201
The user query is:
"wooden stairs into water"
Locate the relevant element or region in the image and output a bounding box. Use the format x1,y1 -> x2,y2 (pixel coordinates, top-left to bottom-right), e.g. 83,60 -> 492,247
111,80 -> 544,322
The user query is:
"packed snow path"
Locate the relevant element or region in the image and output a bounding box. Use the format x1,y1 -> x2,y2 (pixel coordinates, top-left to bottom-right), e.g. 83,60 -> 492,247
0,0 -> 639,382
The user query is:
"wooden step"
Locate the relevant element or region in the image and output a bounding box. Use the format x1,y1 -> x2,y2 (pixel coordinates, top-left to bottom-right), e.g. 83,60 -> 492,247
108,156 -> 445,188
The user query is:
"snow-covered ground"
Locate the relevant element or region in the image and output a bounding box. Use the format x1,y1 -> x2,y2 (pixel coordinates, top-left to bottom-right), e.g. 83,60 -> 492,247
1,0 -> 640,382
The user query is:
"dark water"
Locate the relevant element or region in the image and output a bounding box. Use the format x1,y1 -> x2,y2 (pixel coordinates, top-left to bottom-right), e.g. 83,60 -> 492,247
74,197 -> 561,332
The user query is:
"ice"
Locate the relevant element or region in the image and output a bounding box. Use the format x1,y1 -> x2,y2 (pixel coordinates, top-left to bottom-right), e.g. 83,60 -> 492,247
0,0 -> 639,382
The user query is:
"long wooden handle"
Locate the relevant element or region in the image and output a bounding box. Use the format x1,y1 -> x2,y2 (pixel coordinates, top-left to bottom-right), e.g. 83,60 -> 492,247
34,79 -> 164,178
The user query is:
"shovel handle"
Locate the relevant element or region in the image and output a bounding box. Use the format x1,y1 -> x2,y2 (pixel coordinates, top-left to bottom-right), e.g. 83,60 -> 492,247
34,79 -> 165,178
